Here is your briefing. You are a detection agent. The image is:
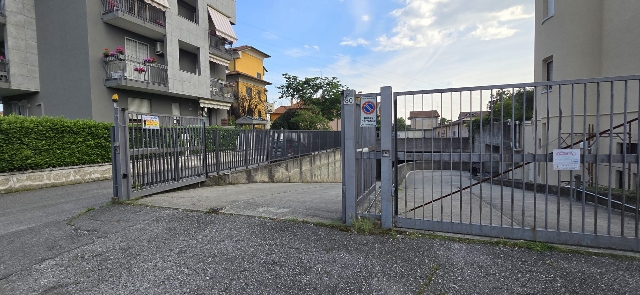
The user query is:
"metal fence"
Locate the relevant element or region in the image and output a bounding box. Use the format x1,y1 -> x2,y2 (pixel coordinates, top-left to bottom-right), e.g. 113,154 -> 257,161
342,91 -> 386,224
112,108 -> 341,200
102,0 -> 166,28
343,76 -> 640,251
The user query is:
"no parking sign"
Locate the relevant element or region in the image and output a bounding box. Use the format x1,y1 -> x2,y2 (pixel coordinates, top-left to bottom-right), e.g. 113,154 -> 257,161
360,97 -> 376,127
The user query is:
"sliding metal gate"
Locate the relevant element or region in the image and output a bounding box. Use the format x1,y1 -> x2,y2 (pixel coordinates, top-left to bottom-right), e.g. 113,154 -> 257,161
343,75 -> 640,251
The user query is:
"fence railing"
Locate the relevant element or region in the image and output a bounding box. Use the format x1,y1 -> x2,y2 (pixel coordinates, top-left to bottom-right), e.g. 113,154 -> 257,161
0,59 -> 9,82
0,0 -> 5,17
117,111 -> 341,199
102,0 -> 166,28
103,55 -> 168,86
209,35 -> 233,60
210,79 -> 234,102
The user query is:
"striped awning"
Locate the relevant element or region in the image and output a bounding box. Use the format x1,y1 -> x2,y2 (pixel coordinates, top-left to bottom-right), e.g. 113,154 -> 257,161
209,54 -> 230,66
144,0 -> 170,11
200,99 -> 231,110
208,6 -> 237,43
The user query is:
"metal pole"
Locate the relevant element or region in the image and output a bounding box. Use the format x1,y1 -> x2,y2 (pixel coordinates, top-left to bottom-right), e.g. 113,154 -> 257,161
380,86 -> 394,229
343,89 -> 357,225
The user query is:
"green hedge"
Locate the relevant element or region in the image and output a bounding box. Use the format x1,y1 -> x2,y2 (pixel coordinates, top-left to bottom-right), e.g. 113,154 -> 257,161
0,116 -> 112,173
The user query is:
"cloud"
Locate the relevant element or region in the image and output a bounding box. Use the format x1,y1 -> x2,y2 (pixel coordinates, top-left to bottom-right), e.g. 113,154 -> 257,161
375,0 -> 533,51
340,38 -> 370,47
284,45 -> 320,57
362,14 -> 370,21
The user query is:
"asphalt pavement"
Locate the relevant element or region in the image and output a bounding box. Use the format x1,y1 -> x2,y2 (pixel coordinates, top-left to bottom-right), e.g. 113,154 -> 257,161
1,181 -> 640,294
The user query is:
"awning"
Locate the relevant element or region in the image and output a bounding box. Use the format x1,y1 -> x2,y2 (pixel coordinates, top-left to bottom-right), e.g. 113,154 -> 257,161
209,54 -> 230,66
144,0 -> 170,11
208,7 -> 238,43
200,99 -> 231,110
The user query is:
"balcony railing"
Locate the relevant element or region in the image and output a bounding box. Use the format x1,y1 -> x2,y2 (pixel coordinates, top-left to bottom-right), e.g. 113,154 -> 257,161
0,59 -> 9,82
103,55 -> 168,86
210,79 -> 234,102
102,0 -> 166,28
209,34 -> 233,60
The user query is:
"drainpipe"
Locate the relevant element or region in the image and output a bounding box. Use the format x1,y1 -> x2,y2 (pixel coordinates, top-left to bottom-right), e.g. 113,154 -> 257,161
36,102 -> 44,116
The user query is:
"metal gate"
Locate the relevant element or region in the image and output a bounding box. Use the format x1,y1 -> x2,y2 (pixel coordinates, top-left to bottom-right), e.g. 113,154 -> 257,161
343,76 -> 640,251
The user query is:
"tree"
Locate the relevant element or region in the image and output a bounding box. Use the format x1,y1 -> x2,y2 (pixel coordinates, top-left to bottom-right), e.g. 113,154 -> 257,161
230,83 -> 267,120
277,73 -> 346,121
440,118 -> 451,125
271,107 -> 330,130
467,88 -> 535,135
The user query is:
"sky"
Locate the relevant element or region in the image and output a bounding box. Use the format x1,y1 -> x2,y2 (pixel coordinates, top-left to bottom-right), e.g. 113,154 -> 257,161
0,0 -> 535,118
235,0 -> 535,120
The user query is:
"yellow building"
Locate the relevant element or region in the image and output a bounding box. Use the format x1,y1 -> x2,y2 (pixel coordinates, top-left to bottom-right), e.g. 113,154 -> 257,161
226,46 -> 271,119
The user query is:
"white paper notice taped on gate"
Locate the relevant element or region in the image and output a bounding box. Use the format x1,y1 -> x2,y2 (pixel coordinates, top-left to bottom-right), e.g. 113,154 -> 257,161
553,149 -> 580,170
360,96 -> 377,127
142,115 -> 160,130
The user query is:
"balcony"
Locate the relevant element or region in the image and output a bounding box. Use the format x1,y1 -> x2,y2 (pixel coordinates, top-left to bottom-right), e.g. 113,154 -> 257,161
209,34 -> 232,61
101,0 -> 166,40
210,79 -> 234,103
0,0 -> 5,24
103,55 -> 169,93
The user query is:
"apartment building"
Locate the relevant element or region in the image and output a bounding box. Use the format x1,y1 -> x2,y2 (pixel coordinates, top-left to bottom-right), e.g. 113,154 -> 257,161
522,0 -> 640,188
1,0 -> 237,126
226,45 -> 270,120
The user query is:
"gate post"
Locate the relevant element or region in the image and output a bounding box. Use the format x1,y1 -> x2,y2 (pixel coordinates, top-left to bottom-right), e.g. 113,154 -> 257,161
112,105 -> 130,201
342,89 -> 357,225
380,86 -> 393,229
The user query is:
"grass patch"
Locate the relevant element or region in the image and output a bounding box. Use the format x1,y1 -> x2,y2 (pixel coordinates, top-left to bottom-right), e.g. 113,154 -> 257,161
66,207 -> 95,225
415,265 -> 439,295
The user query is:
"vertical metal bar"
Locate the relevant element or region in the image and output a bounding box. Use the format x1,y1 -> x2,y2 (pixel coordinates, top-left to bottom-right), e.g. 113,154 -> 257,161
594,82 -> 601,235
461,91 -> 464,224
581,83 -> 588,234
545,86 -> 550,230
479,90 -> 484,225
534,87 -> 539,229
440,93 -> 444,221
450,92 -> 453,223
381,86 -> 394,229
511,88 -> 516,228
569,83 -> 575,232
521,88 -> 527,228
607,82 -> 615,236
557,85 -> 563,232
489,89 -> 494,226
500,89 -> 505,227
636,79 -> 640,238
621,80 -> 628,237
123,110 -> 132,200
431,93 -> 434,220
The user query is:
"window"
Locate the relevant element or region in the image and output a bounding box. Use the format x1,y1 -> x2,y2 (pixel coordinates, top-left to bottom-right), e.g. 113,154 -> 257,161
9,101 -> 28,116
177,0 -> 197,23
128,98 -> 151,113
246,86 -> 253,98
257,90 -> 262,101
172,103 -> 181,116
125,38 -> 149,80
544,0 -> 555,20
545,58 -> 553,91
257,72 -> 261,79
617,142 -> 638,154
179,48 -> 199,74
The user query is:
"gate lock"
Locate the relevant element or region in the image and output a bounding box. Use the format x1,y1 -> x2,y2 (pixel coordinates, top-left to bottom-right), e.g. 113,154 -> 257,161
382,150 -> 390,157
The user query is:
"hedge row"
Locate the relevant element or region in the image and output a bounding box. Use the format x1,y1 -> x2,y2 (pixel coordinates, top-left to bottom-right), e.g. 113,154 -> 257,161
0,116 -> 112,173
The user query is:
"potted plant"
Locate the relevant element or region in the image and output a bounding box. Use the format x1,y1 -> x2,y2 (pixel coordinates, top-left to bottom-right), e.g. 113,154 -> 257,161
143,57 -> 156,64
134,67 -> 146,74
155,19 -> 164,26
115,46 -> 125,60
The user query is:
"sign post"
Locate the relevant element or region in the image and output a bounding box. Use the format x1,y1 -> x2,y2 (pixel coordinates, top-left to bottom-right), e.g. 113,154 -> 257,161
553,149 -> 581,170
360,96 -> 376,127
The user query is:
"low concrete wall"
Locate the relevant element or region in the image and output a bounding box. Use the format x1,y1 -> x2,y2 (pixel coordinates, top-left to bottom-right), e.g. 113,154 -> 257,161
204,149 -> 341,185
0,164 -> 112,194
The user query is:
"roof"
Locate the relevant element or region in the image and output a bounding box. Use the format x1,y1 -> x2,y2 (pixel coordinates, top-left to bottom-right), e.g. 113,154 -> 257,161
408,110 -> 440,120
458,111 -> 488,120
231,45 -> 271,58
272,102 -> 303,114
226,71 -> 272,85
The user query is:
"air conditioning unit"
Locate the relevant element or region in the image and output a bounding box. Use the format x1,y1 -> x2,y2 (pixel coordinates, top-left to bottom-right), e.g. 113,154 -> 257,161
155,42 -> 164,55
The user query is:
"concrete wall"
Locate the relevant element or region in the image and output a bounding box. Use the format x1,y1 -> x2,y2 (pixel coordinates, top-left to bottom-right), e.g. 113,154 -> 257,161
205,149 -> 341,185
0,164 -> 111,194
5,0 -> 39,92
20,0 -> 93,119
